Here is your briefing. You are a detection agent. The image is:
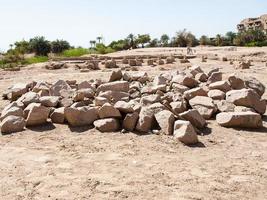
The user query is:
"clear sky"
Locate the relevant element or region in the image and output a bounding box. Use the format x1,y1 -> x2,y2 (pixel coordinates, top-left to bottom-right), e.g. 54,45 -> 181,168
0,0 -> 267,51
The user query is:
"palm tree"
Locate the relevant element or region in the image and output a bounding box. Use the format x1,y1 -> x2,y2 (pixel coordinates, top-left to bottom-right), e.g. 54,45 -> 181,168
89,41 -> 94,48
96,36 -> 102,44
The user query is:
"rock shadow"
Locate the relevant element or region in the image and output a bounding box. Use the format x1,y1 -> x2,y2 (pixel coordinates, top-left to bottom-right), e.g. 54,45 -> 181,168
27,122 -> 56,132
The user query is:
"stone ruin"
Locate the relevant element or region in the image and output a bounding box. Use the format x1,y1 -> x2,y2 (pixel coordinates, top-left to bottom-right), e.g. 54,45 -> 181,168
0,66 -> 266,146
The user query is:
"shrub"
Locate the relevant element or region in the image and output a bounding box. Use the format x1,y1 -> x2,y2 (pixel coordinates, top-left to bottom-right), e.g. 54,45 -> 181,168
51,40 -> 71,54
29,36 -> 51,56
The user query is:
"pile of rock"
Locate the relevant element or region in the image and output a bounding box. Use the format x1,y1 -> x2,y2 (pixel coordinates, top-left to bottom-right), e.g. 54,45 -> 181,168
0,66 -> 266,146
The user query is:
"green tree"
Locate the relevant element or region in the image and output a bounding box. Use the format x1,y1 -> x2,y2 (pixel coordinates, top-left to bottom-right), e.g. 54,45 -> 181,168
126,34 -> 137,49
29,36 -> 51,56
51,40 -> 70,54
225,32 -> 236,45
160,34 -> 170,47
215,34 -> 223,46
96,36 -> 103,44
136,34 -> 151,48
14,40 -> 30,54
174,29 -> 198,47
199,35 -> 210,45
149,38 -> 160,47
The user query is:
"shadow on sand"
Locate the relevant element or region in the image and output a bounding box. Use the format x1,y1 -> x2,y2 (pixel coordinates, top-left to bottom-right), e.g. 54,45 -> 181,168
27,122 -> 56,132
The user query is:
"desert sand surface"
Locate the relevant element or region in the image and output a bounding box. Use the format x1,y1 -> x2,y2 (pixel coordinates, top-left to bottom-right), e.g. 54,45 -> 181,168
0,47 -> 266,200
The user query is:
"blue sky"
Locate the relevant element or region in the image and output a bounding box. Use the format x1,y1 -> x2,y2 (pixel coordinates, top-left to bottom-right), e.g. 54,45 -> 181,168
0,0 -> 267,51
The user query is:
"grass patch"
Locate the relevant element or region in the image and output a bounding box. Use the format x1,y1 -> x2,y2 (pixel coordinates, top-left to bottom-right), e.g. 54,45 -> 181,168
62,48 -> 91,57
24,56 -> 49,64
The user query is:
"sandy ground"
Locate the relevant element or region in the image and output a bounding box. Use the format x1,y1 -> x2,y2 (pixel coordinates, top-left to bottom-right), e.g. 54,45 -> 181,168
0,47 -> 266,200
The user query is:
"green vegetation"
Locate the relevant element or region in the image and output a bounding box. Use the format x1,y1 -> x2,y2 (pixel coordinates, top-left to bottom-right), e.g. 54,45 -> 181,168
24,56 -> 49,64
62,48 -> 90,57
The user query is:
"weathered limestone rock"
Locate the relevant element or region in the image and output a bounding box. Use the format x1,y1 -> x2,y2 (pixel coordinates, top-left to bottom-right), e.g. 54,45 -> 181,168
5,83 -> 29,101
98,91 -> 129,104
189,65 -> 203,77
184,87 -> 207,100
78,81 -> 95,90
244,77 -> 265,97
171,83 -> 189,93
154,110 -> 175,135
166,56 -> 175,64
97,81 -> 129,94
18,92 -> 40,106
215,100 -> 235,112
26,104 -> 50,126
136,103 -> 166,132
0,116 -> 25,134
189,96 -> 217,119
228,74 -> 245,90
40,96 -> 60,107
209,81 -> 231,92
94,118 -> 120,132
179,109 -> 206,129
172,75 -> 198,88
0,106 -> 23,121
65,107 -> 98,127
50,107 -> 65,124
216,112 -> 262,128
207,72 -> 222,84
122,112 -> 139,131
109,69 -> 122,82
170,100 -> 188,115
99,103 -> 122,119
129,59 -> 137,66
140,94 -> 161,106
72,91 -> 85,102
234,106 -> 255,113
105,60 -> 117,68
235,61 -> 250,69
114,101 -> 135,113
50,80 -> 71,96
208,89 -> 226,100
195,73 -> 208,82
78,88 -> 95,99
173,120 -> 199,145
95,97 -> 110,106
226,89 -> 266,114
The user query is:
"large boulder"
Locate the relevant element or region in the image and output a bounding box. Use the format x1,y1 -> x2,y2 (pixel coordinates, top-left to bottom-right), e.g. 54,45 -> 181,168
0,116 -> 25,134
65,106 -> 98,127
244,77 -> 265,97
98,103 -> 122,119
136,103 -> 166,133
215,100 -> 235,112
228,74 -> 245,90
40,96 -> 60,107
172,75 -> 198,88
173,120 -> 199,145
183,87 -> 207,100
226,89 -> 266,114
140,94 -> 161,106
179,109 -> 206,129
189,96 -> 217,119
208,89 -> 226,100
207,72 -> 222,84
50,107 -> 65,124
97,81 -> 129,94
216,112 -> 262,128
108,69 -> 122,82
0,106 -> 23,121
5,83 -> 29,101
94,118 -> 120,132
114,101 -> 135,113
50,80 -> 71,96
155,110 -> 175,135
26,104 -> 50,126
170,100 -> 188,115
209,81 -> 231,92
122,112 -> 139,131
18,92 -> 40,106
98,91 -> 129,104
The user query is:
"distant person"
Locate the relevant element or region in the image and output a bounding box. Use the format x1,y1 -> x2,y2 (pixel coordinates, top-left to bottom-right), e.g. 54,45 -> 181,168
187,47 -> 193,55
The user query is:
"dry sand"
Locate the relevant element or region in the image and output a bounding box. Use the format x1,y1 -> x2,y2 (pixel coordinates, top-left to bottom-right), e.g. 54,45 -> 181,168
0,47 -> 266,200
